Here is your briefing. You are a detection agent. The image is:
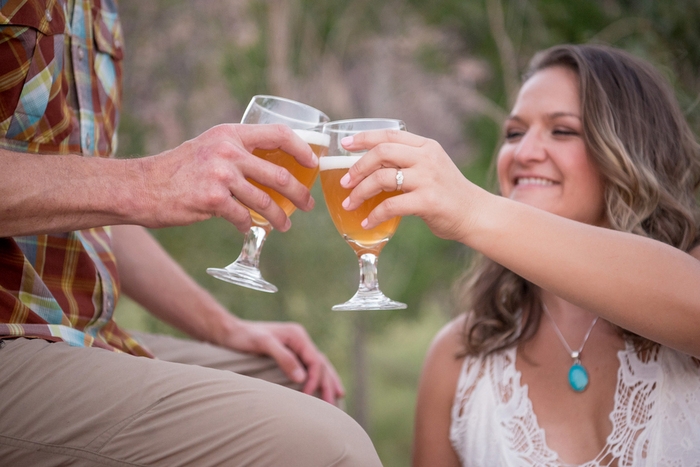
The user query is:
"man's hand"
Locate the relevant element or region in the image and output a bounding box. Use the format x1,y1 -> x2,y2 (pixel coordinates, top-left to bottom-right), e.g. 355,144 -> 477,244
138,123 -> 318,232
220,319 -> 345,405
0,124 -> 318,237
113,225 -> 345,405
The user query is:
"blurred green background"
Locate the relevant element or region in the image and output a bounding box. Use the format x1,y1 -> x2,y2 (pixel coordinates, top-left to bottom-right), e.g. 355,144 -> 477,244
113,1 -> 700,465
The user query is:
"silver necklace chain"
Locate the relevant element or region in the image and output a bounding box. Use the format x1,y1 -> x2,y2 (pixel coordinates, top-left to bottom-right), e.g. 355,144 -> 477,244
543,304 -> 598,361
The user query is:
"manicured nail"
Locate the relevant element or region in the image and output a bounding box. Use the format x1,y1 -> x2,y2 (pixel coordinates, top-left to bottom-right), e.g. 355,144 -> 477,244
341,136 -> 354,146
342,197 -> 350,209
340,173 -> 350,187
361,219 -> 369,229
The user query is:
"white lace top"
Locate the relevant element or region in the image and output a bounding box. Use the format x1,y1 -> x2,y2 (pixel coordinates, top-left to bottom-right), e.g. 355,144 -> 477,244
449,342 -> 700,466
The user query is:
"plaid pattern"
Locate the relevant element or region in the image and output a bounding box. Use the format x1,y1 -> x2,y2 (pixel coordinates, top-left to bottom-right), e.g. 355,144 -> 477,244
0,0 -> 152,357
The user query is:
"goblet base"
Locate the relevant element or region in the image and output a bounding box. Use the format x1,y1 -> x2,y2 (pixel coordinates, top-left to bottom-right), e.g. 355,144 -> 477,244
332,290 -> 406,311
206,263 -> 278,293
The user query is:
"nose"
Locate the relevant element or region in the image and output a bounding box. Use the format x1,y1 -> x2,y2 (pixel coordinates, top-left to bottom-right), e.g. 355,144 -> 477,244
512,129 -> 547,164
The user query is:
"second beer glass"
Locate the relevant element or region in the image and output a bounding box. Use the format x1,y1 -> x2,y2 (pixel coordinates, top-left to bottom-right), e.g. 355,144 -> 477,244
320,118 -> 407,310
207,95 -> 329,292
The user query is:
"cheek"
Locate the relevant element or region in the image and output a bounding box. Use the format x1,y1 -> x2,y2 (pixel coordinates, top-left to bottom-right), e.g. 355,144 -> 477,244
572,161 -> 607,223
495,150 -> 511,195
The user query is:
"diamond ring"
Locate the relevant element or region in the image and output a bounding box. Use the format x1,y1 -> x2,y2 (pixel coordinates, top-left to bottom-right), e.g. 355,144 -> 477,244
395,169 -> 404,191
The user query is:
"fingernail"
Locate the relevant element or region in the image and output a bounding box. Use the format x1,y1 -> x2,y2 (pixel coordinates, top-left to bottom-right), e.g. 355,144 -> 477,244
342,197 -> 350,209
361,219 -> 369,228
341,136 -> 354,146
284,218 -> 292,231
307,197 -> 315,210
311,153 -> 319,167
292,368 -> 306,383
340,173 -> 350,187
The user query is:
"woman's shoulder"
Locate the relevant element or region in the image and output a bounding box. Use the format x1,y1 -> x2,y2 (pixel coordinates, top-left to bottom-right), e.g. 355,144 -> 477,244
427,315 -> 469,366
419,316 -> 469,394
413,315 -> 472,467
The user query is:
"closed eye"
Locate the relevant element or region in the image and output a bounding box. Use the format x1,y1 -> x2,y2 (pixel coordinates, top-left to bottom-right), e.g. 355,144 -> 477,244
552,129 -> 579,136
505,129 -> 525,140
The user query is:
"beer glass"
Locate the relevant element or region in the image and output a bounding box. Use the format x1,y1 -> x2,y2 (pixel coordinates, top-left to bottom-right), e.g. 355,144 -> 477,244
320,118 -> 407,310
207,95 -> 329,292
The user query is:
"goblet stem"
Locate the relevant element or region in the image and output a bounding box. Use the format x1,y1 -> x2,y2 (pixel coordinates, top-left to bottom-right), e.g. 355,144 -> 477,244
357,252 -> 380,294
206,223 -> 278,293
237,224 -> 272,269
331,251 -> 406,311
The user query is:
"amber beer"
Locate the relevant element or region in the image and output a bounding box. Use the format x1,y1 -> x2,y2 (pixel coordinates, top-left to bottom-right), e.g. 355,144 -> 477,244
320,155 -> 401,254
248,129 -> 329,225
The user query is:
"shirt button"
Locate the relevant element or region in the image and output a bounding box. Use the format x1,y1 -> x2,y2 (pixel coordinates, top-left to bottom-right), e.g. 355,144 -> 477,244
86,134 -> 92,148
77,46 -> 84,60
45,9 -> 52,22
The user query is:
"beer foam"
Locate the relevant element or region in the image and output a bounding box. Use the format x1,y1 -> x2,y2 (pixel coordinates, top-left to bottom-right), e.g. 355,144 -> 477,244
294,129 -> 330,147
319,155 -> 362,171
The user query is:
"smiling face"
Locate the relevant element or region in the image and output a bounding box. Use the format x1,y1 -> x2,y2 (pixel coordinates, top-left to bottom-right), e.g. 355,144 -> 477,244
496,66 -> 607,226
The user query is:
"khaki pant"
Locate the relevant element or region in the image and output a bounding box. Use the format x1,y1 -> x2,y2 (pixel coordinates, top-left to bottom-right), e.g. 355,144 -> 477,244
0,335 -> 382,466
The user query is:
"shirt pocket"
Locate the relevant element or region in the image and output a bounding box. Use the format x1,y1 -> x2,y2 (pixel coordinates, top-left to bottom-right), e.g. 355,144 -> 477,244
0,0 -> 70,143
91,0 -> 123,156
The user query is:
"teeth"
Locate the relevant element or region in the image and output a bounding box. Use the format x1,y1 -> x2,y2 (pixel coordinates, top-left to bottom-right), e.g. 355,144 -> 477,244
517,177 -> 554,186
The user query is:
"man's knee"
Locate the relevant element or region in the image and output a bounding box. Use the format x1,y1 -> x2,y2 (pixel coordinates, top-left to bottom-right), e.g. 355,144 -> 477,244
270,396 -> 382,466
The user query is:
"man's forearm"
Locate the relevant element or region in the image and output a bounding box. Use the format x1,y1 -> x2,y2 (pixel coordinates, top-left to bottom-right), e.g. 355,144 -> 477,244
0,149 -> 147,237
2,124 -> 319,238
111,224 -> 237,344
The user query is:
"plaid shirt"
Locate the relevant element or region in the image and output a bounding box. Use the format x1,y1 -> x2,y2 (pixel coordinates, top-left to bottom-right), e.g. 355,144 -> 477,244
0,0 -> 152,356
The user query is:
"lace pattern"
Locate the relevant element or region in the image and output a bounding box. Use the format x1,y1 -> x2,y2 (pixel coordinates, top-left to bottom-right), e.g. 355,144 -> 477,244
449,343 -> 700,466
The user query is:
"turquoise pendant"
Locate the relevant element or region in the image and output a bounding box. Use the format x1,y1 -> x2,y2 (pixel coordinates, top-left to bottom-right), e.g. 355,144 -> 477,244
568,361 -> 589,392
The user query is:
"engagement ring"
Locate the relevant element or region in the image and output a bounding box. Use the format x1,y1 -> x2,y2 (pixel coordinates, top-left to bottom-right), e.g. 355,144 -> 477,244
395,169 -> 404,191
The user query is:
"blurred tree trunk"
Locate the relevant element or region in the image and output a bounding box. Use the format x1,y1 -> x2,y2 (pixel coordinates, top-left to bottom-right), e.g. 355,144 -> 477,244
352,312 -> 369,430
486,0 -> 519,109
267,0 -> 294,96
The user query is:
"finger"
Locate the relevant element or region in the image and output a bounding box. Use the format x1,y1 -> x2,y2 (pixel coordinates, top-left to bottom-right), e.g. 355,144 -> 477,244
320,358 -> 345,404
235,124 -> 319,169
342,128 -> 425,152
302,358 -> 323,396
235,137 -> 316,213
343,167 -> 406,211
226,177 -> 293,231
341,142 -> 420,190
319,370 -> 336,404
262,336 -> 308,384
272,324 -> 345,404
214,196 -> 255,232
330,367 -> 345,399
361,190 -> 420,229
302,356 -> 337,404
234,156 -> 316,228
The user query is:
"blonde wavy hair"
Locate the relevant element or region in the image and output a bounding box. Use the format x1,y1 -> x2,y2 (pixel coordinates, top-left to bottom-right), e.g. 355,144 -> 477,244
458,44 -> 700,356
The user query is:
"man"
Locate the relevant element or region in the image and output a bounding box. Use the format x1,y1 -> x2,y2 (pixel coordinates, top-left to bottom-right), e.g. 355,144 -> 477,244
0,1 -> 381,465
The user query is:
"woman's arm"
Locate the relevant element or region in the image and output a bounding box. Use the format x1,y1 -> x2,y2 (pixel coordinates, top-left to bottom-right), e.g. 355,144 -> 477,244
413,318 -> 465,467
465,195 -> 700,356
340,130 -> 700,357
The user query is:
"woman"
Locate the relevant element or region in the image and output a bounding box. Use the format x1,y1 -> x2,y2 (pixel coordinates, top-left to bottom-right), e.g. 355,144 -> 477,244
339,44 -> 700,466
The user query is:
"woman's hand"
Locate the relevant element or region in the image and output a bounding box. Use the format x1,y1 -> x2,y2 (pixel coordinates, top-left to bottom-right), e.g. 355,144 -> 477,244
339,129 -> 488,243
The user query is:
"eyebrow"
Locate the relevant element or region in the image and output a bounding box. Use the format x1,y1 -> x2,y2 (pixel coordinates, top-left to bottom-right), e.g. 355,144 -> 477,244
506,112 -> 581,123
